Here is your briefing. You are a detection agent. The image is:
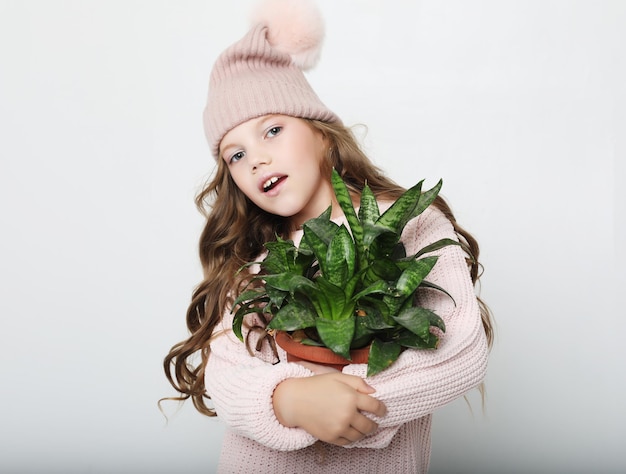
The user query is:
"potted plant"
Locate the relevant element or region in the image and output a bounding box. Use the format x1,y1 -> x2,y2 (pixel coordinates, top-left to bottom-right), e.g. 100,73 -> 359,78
232,169 -> 459,376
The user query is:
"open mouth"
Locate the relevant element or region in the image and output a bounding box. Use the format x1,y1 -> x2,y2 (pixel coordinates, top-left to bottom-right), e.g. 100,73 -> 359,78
262,176 -> 286,192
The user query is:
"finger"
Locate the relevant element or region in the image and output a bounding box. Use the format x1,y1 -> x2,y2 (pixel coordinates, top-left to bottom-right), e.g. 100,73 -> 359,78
350,412 -> 379,436
334,374 -> 375,394
330,436 -> 353,447
339,426 -> 368,444
356,393 -> 387,418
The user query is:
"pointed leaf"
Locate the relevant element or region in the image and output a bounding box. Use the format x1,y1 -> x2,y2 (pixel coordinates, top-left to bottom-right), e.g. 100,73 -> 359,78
358,183 -> 380,225
326,225 -> 355,285
426,310 -> 446,332
302,220 -> 337,276
303,208 -> 338,246
263,273 -> 319,295
367,339 -> 402,377
232,305 -> 268,342
391,306 -> 433,340
352,316 -> 375,348
362,222 -> 395,249
315,277 -> 347,319
262,237 -> 297,273
351,280 -> 390,302
266,286 -> 289,308
368,257 -> 402,281
395,256 -> 438,297
420,280 -> 456,306
376,180 -> 423,233
293,246 -> 315,274
413,238 -> 460,259
331,169 -> 363,255
344,271 -> 362,302
300,338 -> 325,347
395,330 -> 440,349
267,299 -> 317,331
410,179 -> 443,219
232,288 -> 267,308
316,316 -> 355,359
356,303 -> 396,331
368,231 -> 403,262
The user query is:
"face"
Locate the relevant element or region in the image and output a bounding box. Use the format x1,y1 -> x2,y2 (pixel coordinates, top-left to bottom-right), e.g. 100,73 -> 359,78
219,114 -> 336,227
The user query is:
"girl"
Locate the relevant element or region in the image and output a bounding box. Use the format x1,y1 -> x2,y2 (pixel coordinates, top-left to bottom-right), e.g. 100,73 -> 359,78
163,1 -> 493,472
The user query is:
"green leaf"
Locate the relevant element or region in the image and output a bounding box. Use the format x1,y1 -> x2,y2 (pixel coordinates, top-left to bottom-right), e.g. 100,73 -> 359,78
232,288 -> 267,308
395,330 -> 440,349
331,169 -> 363,256
426,310 -> 446,332
263,273 -> 319,295
300,338 -> 325,347
315,277 -> 348,319
267,299 -> 317,331
326,225 -> 355,286
293,245 -> 315,274
391,243 -> 407,260
352,317 -> 375,348
302,221 -> 336,277
232,305 -> 268,341
394,256 -> 438,297
262,237 -> 296,273
307,287 -> 332,321
358,296 -> 395,326
356,304 -> 396,331
351,280 -> 389,302
367,339 -> 402,377
343,270 -> 362,303
376,180 -> 423,234
303,208 -> 338,246
316,316 -> 355,359
420,280 -> 456,306
358,183 -> 380,225
412,238 -> 460,259
391,306 -> 435,340
266,285 -> 289,308
368,258 -> 402,281
410,179 -> 442,220
362,222 -> 395,249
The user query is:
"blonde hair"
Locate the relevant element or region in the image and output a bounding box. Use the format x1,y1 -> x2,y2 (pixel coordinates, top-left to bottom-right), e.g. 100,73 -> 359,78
162,119 -> 494,416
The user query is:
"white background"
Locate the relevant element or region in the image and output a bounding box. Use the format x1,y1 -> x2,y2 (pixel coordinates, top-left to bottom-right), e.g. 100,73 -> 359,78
1,1 -> 624,473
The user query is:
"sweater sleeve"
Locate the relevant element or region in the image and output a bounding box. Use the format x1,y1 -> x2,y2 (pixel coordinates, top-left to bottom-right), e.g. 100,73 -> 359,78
205,308 -> 318,451
342,205 -> 490,448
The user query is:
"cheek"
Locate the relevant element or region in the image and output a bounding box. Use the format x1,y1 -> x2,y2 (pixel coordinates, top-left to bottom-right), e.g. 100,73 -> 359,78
228,169 -> 251,195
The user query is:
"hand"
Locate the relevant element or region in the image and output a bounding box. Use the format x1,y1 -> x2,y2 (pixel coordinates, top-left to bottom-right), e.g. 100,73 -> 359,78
272,372 -> 387,446
294,361 -> 340,375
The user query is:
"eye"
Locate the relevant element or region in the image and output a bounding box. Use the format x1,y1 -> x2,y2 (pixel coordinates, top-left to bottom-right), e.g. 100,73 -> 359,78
229,150 -> 245,164
266,126 -> 282,138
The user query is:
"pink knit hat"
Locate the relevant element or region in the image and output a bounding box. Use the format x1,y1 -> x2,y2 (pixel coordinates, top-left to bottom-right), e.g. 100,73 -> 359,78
202,0 -> 340,159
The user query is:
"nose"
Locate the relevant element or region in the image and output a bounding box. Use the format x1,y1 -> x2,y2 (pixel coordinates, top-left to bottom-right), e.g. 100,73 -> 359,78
248,149 -> 271,172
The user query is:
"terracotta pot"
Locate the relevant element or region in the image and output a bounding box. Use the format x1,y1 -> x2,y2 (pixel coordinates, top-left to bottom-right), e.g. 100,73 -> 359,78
274,331 -> 370,371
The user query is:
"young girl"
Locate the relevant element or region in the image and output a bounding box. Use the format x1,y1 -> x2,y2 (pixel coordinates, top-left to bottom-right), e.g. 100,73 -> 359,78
163,1 -> 493,472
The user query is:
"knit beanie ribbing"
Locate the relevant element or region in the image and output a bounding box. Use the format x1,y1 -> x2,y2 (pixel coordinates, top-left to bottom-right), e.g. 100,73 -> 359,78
202,0 -> 340,159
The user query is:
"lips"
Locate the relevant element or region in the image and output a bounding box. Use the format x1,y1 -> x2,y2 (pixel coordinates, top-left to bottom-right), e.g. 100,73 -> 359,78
259,174 -> 287,193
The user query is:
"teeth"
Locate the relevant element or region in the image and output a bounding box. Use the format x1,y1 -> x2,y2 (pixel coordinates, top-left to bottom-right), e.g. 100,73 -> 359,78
263,176 -> 279,191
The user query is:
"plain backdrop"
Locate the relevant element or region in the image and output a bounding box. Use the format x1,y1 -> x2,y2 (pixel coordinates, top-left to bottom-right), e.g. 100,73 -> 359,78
1,1 -> 624,473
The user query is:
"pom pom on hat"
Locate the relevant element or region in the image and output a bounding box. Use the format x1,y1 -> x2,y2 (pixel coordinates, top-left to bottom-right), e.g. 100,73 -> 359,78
250,0 -> 324,70
203,0 -> 339,159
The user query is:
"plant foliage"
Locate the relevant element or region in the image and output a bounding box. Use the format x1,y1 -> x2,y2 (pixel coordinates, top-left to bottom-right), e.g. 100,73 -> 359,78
233,169 -> 458,376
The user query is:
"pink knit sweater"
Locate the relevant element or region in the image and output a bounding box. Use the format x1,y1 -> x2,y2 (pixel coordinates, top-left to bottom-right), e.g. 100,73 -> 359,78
205,205 -> 490,473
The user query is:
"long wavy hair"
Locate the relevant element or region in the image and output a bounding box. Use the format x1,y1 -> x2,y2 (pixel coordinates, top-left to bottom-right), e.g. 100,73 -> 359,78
162,118 -> 494,416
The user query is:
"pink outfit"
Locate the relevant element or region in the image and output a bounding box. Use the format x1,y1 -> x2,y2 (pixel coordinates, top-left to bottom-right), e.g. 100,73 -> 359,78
205,205 -> 490,473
